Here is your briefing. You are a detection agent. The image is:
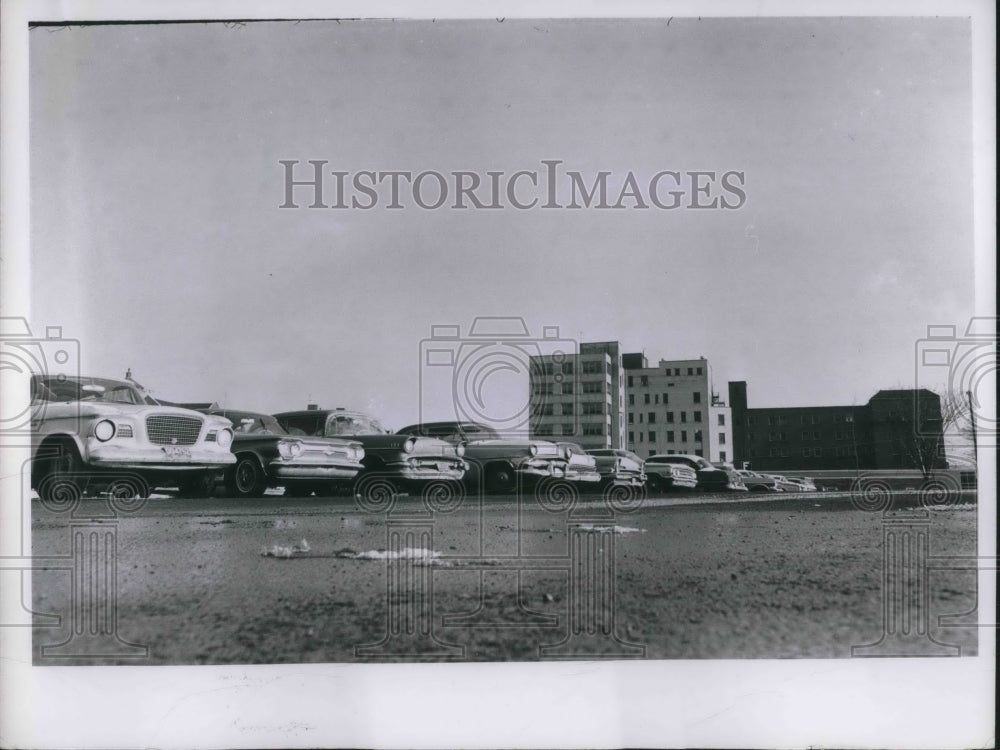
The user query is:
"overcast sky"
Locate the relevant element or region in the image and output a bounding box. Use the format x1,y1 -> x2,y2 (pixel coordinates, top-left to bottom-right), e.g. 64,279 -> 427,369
29,17 -> 974,428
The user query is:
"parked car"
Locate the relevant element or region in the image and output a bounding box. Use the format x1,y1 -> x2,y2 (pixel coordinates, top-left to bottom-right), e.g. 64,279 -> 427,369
645,454 -> 746,492
642,455 -> 699,492
394,421 -> 576,494
761,474 -> 804,492
30,374 -> 236,501
196,408 -> 364,497
586,449 -> 648,489
273,408 -> 467,493
735,469 -> 780,492
784,475 -> 818,492
555,442 -> 602,486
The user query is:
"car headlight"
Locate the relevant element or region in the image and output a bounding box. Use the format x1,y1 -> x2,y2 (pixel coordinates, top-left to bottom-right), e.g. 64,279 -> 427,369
352,445 -> 365,461
528,444 -> 539,457
563,446 -> 573,461
215,428 -> 234,450
456,442 -> 466,458
277,439 -> 303,459
94,419 -> 116,442
403,437 -> 416,453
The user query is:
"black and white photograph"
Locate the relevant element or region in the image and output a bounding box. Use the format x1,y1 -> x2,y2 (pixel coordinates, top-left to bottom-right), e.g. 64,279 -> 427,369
0,0 -> 995,748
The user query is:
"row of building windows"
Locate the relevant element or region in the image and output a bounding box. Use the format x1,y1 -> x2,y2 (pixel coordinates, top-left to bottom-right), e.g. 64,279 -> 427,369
537,360 -> 614,376
759,430 -> 855,442
749,445 -> 859,459
534,424 -> 607,437
628,391 -> 703,406
627,368 -> 703,387
627,429 -> 727,444
747,413 -> 855,426
630,410 -> 721,424
537,403 -> 607,416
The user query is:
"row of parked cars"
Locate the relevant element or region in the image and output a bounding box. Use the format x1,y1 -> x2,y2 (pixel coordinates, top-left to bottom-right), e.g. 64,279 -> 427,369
30,373 -> 809,503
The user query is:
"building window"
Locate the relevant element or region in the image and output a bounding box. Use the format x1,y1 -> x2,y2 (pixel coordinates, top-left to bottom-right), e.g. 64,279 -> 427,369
687,367 -> 693,375
583,424 -> 603,436
638,413 -> 644,423
803,448 -> 811,457
663,393 -> 669,404
835,431 -> 845,440
628,413 -> 634,424
801,431 -> 809,440
536,426 -> 554,436
681,430 -> 688,442
813,431 -> 820,440
693,410 -> 702,422
694,430 -> 703,442
541,404 -> 554,416
582,361 -> 602,375
562,382 -> 573,395
643,393 -> 650,404
845,415 -> 854,423
628,394 -> 634,405
717,414 -> 724,426
746,416 -> 754,426
680,412 -> 687,423
719,451 -> 726,461
562,424 -> 575,435
648,431 -> 656,442
628,431 -> 634,443
647,412 -> 656,424
697,367 -> 703,375
654,394 -> 660,404
666,412 -> 675,423
583,382 -> 603,394
667,431 -> 675,443
543,362 -> 554,375
562,362 -> 574,375
582,403 -> 603,415
640,375 -> 649,386
814,448 -> 822,457
693,391 -> 702,404
627,375 -> 633,387
719,433 -> 726,444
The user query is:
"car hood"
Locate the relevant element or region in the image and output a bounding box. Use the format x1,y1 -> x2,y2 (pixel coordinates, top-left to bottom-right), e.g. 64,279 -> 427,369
464,439 -> 563,459
33,399 -> 228,424
349,433 -> 460,457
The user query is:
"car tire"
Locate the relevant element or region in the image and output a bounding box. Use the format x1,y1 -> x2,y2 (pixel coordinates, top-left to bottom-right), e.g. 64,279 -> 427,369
484,463 -> 516,494
226,457 -> 267,498
36,441 -> 87,512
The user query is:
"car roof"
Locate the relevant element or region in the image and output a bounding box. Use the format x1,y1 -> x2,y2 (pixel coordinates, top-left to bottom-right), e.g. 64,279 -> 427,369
395,421 -> 499,436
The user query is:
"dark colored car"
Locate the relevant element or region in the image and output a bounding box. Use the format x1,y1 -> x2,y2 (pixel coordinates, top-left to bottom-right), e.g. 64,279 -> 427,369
198,409 -> 365,497
395,421 -> 578,494
273,408 -> 467,492
645,454 -> 746,492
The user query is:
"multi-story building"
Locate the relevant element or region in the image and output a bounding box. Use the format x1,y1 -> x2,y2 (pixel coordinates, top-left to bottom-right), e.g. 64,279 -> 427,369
623,355 -> 733,462
728,382 -> 947,472
528,341 -> 625,450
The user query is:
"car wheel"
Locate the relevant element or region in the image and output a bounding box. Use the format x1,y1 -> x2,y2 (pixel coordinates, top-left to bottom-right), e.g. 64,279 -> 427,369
37,441 -> 87,512
484,463 -> 516,494
226,457 -> 267,498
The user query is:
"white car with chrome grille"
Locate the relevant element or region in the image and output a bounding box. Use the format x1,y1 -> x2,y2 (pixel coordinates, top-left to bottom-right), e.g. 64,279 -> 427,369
30,374 -> 236,501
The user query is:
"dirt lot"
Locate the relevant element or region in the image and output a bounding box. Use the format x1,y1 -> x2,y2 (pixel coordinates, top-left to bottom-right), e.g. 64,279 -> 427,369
30,490 -> 979,664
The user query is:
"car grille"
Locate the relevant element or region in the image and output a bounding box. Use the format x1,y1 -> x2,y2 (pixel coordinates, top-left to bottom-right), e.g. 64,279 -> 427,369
146,415 -> 202,446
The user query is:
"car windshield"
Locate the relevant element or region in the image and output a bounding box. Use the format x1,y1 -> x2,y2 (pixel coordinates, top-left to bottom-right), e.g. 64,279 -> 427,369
226,412 -> 287,435
32,375 -> 152,405
325,413 -> 386,436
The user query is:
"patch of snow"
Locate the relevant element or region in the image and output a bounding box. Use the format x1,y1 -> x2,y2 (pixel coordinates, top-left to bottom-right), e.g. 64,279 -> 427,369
576,524 -> 645,534
261,539 -> 311,559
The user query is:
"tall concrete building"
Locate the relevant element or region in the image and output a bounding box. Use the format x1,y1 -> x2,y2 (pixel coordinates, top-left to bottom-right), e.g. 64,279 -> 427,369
528,341 -> 625,450
623,354 -> 734,462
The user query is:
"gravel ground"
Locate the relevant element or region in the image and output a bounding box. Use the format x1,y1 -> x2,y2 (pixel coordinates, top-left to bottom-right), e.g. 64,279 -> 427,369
30,490 -> 979,664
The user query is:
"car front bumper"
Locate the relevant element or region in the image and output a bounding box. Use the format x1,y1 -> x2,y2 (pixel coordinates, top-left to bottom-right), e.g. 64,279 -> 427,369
271,460 -> 363,480
388,459 -> 469,482
603,471 -> 647,487
87,443 -> 236,471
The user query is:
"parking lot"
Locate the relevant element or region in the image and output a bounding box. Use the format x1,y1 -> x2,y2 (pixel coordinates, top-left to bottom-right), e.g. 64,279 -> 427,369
29,489 -> 979,664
